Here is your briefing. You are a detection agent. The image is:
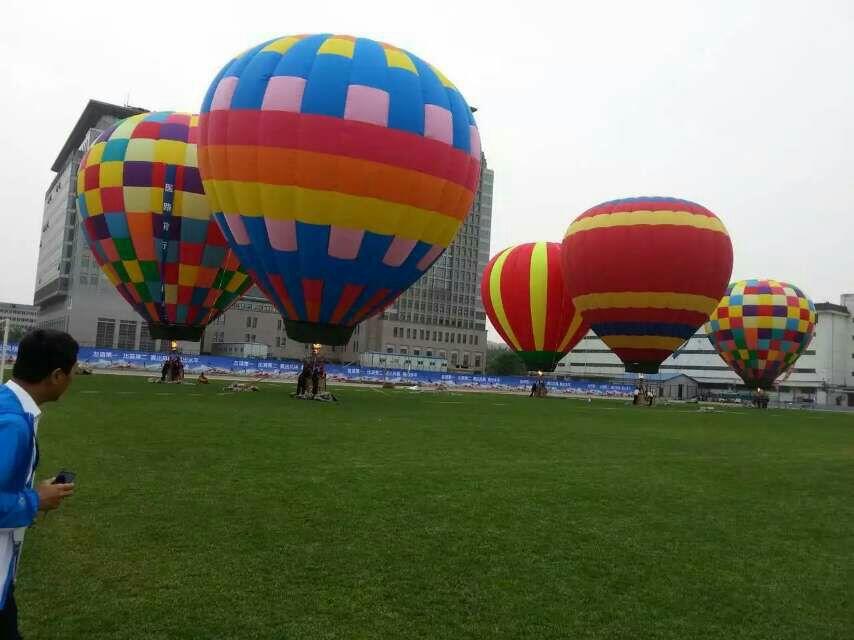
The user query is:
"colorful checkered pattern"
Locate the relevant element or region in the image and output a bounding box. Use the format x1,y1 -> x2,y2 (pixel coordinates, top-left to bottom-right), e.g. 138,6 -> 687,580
562,197 -> 733,374
706,279 -> 816,388
76,112 -> 252,337
481,243 -> 587,372
197,35 -> 481,343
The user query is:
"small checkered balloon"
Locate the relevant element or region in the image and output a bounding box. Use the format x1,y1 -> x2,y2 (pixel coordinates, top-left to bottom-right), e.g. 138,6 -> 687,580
76,112 -> 253,341
705,279 -> 816,389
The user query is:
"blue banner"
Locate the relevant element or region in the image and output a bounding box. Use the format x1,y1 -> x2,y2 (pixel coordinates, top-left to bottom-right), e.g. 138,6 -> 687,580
1,344 -> 634,396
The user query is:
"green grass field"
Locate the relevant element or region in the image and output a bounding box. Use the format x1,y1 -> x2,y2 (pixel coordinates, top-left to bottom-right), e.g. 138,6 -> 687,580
16,374 -> 853,639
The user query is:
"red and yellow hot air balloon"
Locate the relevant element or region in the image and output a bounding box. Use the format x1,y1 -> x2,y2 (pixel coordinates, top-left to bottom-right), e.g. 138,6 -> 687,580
562,197 -> 733,373
481,242 -> 587,371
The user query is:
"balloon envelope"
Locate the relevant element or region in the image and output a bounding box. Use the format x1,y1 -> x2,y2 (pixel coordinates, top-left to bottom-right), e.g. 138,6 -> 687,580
76,112 -> 253,341
482,242 -> 587,372
198,34 -> 481,345
706,279 -> 816,388
562,197 -> 733,373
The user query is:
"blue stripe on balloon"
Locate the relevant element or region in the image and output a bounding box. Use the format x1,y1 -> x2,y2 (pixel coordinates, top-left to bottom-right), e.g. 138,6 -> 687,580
410,57 -> 450,109
386,66 -> 425,135
446,89 -> 471,153
349,38 -> 389,90
272,34 -> 328,79
230,51 -> 283,109
592,322 -> 697,340
201,59 -> 233,113
225,40 -> 275,80
301,49 -> 352,117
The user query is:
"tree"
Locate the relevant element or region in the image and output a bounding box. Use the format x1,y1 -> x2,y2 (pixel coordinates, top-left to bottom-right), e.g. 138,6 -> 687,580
6,326 -> 27,344
486,349 -> 526,376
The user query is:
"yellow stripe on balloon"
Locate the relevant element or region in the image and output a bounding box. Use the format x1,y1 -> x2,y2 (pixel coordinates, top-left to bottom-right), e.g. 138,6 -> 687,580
603,335 -> 686,350
564,211 -> 728,238
557,312 -> 584,353
489,248 -> 522,351
204,179 -> 463,247
529,242 -> 548,351
572,291 -> 720,315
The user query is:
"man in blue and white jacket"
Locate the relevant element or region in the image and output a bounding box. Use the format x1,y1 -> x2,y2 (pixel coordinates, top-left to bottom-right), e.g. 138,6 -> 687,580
1,330 -> 78,639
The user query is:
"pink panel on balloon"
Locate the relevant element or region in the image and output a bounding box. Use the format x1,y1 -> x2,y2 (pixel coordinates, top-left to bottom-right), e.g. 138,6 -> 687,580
261,76 -> 307,112
344,85 -> 390,126
224,214 -> 250,245
328,226 -> 364,259
416,244 -> 444,271
469,126 -> 481,158
211,76 -> 239,111
424,105 -> 453,144
265,217 -> 297,251
382,236 -> 417,267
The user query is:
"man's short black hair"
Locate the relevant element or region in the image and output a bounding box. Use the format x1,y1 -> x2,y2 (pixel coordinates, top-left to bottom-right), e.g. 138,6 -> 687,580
12,329 -> 79,383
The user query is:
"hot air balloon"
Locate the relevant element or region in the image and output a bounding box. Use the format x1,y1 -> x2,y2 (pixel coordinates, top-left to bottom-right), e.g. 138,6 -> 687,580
562,197 -> 733,373
76,112 -> 253,341
481,242 -> 587,372
197,34 -> 481,345
706,279 -> 816,388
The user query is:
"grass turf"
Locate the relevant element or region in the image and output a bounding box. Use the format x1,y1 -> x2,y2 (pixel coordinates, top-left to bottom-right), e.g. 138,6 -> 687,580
15,374 -> 853,639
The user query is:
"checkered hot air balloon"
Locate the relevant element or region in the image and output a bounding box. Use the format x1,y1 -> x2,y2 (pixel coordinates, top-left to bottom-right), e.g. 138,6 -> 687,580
481,242 -> 587,372
197,34 -> 481,346
76,112 -> 253,341
562,197 -> 733,373
706,279 -> 816,389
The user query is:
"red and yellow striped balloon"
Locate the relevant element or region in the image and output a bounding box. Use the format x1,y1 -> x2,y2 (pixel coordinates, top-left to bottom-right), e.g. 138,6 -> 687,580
562,197 -> 733,373
481,242 -> 587,372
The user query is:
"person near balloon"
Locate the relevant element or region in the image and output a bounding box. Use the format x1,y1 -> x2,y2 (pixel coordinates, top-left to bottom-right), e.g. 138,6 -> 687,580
160,350 -> 183,383
311,361 -> 326,397
296,360 -> 311,397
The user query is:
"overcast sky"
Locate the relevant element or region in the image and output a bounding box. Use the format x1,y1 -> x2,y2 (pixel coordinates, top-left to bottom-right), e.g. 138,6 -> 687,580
1,0 -> 851,329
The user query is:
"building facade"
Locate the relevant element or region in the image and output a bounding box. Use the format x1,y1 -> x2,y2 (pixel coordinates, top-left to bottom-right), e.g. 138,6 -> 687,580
558,295 -> 854,406
0,303 -> 39,335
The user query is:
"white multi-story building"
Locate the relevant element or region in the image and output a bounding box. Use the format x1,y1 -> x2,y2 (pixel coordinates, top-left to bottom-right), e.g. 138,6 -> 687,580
558,295 -> 854,406
0,303 -> 39,335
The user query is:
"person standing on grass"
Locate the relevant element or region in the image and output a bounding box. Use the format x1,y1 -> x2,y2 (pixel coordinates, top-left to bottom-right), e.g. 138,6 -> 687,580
0,330 -> 78,639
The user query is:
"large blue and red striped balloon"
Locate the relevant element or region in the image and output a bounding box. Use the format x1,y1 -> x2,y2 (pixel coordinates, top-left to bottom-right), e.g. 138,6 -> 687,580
198,34 -> 481,344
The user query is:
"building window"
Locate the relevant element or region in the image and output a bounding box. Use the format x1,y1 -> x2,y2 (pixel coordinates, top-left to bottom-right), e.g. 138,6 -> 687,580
475,355 -> 482,368
463,335 -> 467,345
95,318 -> 115,348
401,347 -> 408,355
386,347 -> 393,354
474,335 -> 479,346
117,320 -> 137,350
246,317 -> 252,328
245,333 -> 251,342
414,349 -> 420,356
451,352 -> 458,365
